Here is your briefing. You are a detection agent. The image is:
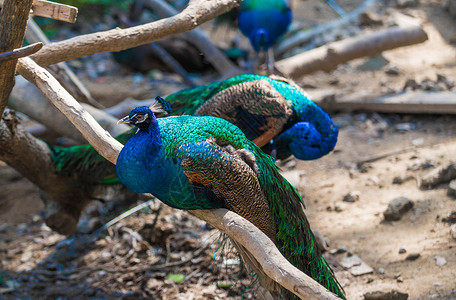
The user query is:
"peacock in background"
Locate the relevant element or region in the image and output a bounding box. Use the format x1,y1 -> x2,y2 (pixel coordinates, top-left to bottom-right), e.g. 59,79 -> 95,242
115,96 -> 345,299
216,0 -> 292,72
51,74 -> 337,189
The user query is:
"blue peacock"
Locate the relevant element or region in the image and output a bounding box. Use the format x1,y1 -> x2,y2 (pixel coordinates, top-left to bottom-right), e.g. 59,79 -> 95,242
51,75 -> 337,189
237,0 -> 292,54
115,96 -> 345,299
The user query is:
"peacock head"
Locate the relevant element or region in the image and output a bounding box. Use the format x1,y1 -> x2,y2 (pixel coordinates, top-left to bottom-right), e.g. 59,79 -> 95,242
118,96 -> 172,130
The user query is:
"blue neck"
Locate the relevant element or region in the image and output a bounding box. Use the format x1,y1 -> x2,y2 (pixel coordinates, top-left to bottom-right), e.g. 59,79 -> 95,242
251,29 -> 271,52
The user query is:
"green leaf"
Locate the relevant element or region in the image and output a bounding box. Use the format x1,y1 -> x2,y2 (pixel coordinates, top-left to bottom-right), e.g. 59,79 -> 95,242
167,274 -> 185,283
217,281 -> 233,288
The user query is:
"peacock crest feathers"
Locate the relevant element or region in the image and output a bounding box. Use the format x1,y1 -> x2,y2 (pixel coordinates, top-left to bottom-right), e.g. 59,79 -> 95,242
149,96 -> 172,116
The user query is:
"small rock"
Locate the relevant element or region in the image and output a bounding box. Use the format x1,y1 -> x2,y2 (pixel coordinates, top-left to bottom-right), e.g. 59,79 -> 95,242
405,253 -> 420,261
334,205 -> 343,212
364,289 -> 409,300
383,197 -> 414,221
398,248 -> 407,254
340,254 -> 363,269
343,191 -> 361,203
450,224 -> 456,240
377,267 -> 385,274
359,11 -> 383,26
329,246 -> 347,255
434,255 -> 447,266
441,211 -> 456,224
437,73 -> 455,89
447,180 -> 456,198
351,262 -> 374,276
403,78 -> 419,91
385,65 -> 400,76
420,162 -> 456,189
393,176 -> 403,184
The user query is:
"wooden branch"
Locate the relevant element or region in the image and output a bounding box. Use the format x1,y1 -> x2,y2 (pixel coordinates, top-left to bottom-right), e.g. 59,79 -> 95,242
191,209 -> 340,300
17,55 -> 338,300
0,0 -> 34,116
10,76 -> 131,142
275,0 -> 377,56
16,57 -> 122,164
0,42 -> 42,63
275,24 -> 428,78
0,114 -> 92,235
28,0 -> 242,67
317,91 -> 456,114
31,0 -> 78,23
143,0 -> 242,77
0,0 -> 78,23
26,17 -> 103,108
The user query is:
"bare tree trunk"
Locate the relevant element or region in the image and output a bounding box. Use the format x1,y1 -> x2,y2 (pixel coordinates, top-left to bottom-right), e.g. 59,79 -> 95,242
0,0 -> 34,116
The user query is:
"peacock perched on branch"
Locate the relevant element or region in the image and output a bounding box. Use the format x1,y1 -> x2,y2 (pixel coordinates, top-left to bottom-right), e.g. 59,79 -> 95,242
51,74 -> 337,188
115,96 -> 345,299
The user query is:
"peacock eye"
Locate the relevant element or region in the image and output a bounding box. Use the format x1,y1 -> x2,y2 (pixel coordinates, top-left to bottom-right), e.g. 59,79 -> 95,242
136,115 -> 143,121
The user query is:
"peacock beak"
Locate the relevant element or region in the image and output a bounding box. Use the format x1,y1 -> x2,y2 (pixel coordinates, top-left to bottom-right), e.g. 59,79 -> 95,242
117,115 -> 131,124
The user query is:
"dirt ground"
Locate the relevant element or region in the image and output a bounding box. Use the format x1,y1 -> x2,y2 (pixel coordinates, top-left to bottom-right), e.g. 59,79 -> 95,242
1,0 -> 456,299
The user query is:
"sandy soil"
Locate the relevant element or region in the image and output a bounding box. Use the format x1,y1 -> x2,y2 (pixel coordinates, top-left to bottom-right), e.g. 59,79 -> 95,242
1,0 -> 456,299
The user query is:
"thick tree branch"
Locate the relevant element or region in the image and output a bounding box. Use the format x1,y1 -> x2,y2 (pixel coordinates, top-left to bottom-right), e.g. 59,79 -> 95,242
276,24 -> 428,78
28,0 -> 242,67
26,17 -> 104,108
17,56 -> 338,300
191,209 -> 340,300
16,57 -> 122,164
0,0 -> 34,116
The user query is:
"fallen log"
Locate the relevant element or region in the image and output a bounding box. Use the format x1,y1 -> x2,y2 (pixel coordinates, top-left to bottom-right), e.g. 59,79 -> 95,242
275,24 -> 428,79
315,91 -> 456,114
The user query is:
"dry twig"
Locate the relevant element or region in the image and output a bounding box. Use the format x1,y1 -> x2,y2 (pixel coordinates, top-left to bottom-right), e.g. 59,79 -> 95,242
0,42 -> 42,63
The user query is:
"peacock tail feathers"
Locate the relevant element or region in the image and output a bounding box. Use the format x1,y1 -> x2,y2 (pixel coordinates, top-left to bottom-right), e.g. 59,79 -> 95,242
50,128 -> 136,185
246,146 -> 345,299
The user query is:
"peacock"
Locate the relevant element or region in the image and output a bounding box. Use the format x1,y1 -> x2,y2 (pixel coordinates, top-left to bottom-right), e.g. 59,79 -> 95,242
115,96 -> 345,299
51,74 -> 337,188
237,0 -> 292,72
166,74 -> 338,161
